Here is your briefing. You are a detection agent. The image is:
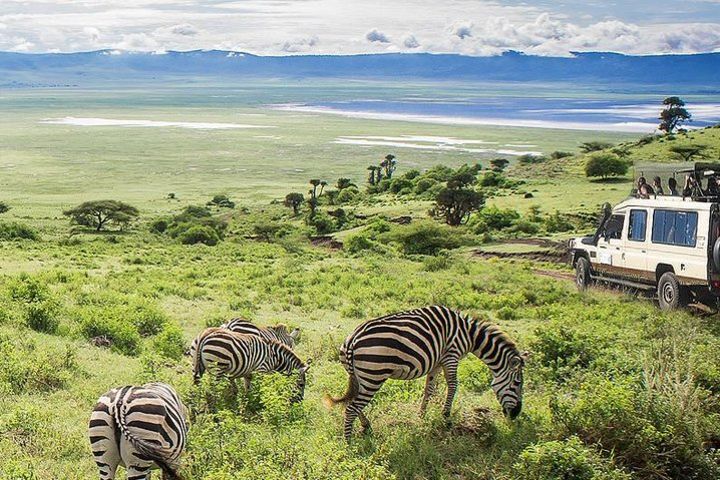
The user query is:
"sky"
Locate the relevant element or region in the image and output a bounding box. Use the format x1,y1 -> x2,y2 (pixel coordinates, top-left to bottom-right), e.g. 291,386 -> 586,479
1,0 -> 719,56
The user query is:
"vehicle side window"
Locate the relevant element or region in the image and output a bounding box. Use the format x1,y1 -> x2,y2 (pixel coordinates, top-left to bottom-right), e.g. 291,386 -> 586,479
651,210 -> 698,247
628,210 -> 647,242
603,214 -> 625,240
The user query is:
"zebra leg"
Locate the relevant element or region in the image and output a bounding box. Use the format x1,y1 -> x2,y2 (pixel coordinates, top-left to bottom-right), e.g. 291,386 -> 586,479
244,374 -> 252,391
441,360 -> 459,420
419,367 -> 441,416
357,411 -> 372,434
343,384 -> 381,441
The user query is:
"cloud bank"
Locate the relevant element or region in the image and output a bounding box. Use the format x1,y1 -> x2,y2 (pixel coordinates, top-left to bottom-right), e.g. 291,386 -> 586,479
0,0 -> 718,56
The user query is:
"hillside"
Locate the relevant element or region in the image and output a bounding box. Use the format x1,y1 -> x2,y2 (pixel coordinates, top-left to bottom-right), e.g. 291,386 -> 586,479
2,50 -> 720,87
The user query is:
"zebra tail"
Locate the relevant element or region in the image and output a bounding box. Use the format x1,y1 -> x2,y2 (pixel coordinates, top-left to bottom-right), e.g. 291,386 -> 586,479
192,340 -> 204,384
323,345 -> 359,409
113,401 -> 185,480
322,373 -> 359,409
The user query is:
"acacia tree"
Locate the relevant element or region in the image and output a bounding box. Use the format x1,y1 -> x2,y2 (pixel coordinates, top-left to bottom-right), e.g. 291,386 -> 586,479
669,144 -> 708,163
307,179 -> 326,215
490,158 -> 509,172
659,96 -> 691,134
433,168 -> 485,226
584,153 -> 629,180
284,192 -> 304,215
336,178 -> 355,190
63,200 -> 139,231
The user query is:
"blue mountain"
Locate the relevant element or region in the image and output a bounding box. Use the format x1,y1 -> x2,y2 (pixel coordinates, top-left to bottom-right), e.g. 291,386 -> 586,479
1,50 -> 719,87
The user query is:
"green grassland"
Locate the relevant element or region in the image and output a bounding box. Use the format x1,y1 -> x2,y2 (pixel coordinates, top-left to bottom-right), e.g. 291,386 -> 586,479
0,86 -> 719,480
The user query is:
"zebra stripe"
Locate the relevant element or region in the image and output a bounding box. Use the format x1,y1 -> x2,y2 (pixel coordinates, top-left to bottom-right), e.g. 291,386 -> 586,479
186,319 -> 299,357
88,382 -> 188,480
324,305 -> 527,441
221,318 -> 300,348
192,328 -> 310,402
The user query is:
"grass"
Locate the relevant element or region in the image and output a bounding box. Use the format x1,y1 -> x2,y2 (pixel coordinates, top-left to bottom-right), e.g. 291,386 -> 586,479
0,84 -> 719,480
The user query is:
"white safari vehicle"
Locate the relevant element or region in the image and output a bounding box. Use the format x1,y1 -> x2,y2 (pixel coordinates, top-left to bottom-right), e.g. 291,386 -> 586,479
569,163 -> 720,310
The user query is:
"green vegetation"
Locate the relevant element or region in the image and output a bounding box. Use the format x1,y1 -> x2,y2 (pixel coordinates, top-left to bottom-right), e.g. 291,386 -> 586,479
585,152 -> 630,180
63,200 -> 139,232
1,86 -> 719,479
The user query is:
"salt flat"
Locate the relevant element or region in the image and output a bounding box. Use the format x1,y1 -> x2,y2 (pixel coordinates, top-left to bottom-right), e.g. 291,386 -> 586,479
40,117 -> 274,130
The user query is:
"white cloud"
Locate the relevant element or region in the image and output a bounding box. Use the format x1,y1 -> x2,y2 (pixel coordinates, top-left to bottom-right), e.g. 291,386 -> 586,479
403,34 -> 419,48
365,28 -> 389,43
281,35 -> 318,53
0,1 -> 717,56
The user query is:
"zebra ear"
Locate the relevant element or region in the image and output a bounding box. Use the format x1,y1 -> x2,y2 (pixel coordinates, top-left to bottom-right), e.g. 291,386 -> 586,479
520,350 -> 531,362
290,328 -> 301,340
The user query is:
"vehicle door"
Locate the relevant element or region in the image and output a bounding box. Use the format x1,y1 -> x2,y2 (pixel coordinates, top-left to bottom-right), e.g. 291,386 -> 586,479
623,208 -> 649,280
595,213 -> 625,274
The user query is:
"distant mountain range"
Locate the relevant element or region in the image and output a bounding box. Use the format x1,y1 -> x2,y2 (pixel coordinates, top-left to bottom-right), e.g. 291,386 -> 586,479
2,50 -> 719,87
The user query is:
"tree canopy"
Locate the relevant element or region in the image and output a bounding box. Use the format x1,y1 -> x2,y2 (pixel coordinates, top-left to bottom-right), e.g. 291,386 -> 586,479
63,200 -> 139,232
659,96 -> 691,134
433,166 -> 485,226
669,144 -> 708,163
584,153 -> 629,180
284,192 -> 304,215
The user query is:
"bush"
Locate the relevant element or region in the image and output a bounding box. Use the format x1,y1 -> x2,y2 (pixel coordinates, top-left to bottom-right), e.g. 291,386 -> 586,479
153,323 -> 186,360
178,225 -> 220,246
306,212 -> 335,235
0,222 -> 39,241
25,300 -> 59,334
0,335 -> 78,394
518,154 -> 547,164
389,178 -> 413,194
344,233 -> 375,254
381,222 -> 464,255
80,314 -> 141,356
479,206 -> 520,230
545,210 -> 574,233
129,301 -> 168,336
414,177 -> 438,194
513,437 -> 631,480
336,187 -> 359,204
550,151 -> 574,160
149,218 -> 170,234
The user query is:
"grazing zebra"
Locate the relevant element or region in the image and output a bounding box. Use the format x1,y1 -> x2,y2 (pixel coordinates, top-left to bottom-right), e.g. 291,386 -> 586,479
88,382 -> 188,480
185,319 -> 299,357
221,318 -> 300,348
192,328 -> 310,401
324,305 -> 528,440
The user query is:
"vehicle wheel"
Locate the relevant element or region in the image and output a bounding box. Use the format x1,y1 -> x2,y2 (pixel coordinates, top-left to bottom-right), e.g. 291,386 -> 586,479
575,257 -> 592,291
657,272 -> 688,310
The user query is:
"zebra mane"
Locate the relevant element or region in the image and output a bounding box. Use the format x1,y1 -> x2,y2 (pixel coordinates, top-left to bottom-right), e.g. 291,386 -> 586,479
270,324 -> 288,333
267,338 -> 304,365
469,317 -> 520,357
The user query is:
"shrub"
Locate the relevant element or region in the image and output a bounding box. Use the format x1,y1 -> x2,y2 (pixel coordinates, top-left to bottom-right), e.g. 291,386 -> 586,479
149,218 -> 170,234
531,321 -> 603,380
580,141 -> 614,153
253,221 -> 284,242
545,210 -> 574,233
0,202 -> 9,215
389,178 -> 413,194
0,335 -> 78,394
518,154 -> 547,164
336,187 -> 359,204
80,315 -> 141,356
381,222 -> 464,255
513,437 -> 631,480
25,300 -> 59,334
479,206 -> 520,230
344,233 -> 375,254
208,194 -> 235,209
153,323 -> 186,360
0,222 -> 39,241
130,301 -> 168,336
178,225 -> 220,246
306,212 -> 335,235
550,151 -> 574,160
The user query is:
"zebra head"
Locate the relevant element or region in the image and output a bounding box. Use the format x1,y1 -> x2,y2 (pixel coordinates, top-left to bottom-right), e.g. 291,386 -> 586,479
490,351 -> 529,420
292,360 -> 312,403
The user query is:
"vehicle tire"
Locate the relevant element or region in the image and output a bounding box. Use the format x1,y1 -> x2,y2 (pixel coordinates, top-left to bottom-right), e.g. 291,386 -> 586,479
657,272 -> 688,310
712,237 -> 720,272
575,257 -> 592,291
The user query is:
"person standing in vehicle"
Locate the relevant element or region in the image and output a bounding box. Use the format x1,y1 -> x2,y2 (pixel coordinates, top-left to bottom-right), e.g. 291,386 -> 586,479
653,176 -> 664,195
668,177 -> 680,196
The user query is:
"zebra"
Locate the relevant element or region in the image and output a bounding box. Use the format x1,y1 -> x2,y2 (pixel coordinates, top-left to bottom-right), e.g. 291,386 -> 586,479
192,327 -> 310,401
185,319 -> 300,357
221,318 -> 300,348
323,305 -> 528,441
88,382 -> 188,480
